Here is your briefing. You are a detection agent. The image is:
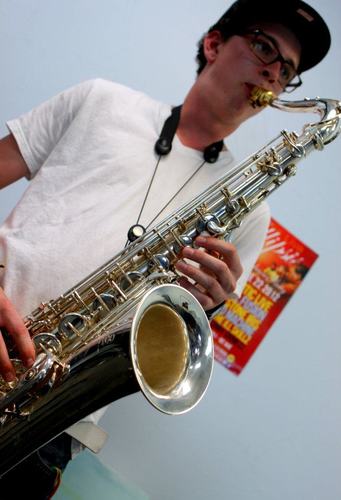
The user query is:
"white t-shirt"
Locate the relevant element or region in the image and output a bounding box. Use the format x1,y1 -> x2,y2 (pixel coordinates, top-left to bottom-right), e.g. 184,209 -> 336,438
0,79 -> 270,443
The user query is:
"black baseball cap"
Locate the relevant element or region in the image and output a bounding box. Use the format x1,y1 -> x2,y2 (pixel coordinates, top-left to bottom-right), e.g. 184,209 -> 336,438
208,0 -> 331,73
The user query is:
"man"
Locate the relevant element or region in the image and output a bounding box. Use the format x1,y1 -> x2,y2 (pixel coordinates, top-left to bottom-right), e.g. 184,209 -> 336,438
0,0 -> 331,497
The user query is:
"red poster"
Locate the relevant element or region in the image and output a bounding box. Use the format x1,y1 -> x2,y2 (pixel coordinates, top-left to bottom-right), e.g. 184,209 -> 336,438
211,218 -> 318,375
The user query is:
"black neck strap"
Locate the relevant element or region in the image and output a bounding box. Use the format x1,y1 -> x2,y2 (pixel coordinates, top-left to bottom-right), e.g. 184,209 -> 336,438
154,105 -> 224,163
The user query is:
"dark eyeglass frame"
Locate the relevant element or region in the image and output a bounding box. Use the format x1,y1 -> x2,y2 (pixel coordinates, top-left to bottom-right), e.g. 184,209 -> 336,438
241,29 -> 302,93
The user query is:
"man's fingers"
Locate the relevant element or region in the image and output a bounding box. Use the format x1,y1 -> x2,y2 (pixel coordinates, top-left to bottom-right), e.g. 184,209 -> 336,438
195,236 -> 243,278
175,236 -> 244,310
3,315 -> 36,366
0,290 -> 35,379
176,259 -> 227,304
180,246 -> 237,293
177,277 -> 214,310
0,332 -> 17,381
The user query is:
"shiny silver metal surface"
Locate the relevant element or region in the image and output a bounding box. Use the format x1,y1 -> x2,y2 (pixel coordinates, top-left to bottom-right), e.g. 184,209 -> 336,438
131,284 -> 213,414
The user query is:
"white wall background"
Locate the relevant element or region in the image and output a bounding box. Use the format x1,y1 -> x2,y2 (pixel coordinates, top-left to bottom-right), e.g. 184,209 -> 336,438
1,1 -> 341,499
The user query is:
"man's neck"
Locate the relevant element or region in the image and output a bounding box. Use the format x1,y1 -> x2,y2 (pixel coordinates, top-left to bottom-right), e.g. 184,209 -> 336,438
176,84 -> 242,151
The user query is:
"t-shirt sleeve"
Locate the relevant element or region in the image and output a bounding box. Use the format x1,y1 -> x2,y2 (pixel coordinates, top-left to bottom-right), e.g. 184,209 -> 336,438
6,80 -> 96,179
232,201 -> 271,296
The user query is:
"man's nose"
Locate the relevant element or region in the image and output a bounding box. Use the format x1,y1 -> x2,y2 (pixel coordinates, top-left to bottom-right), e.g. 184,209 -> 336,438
261,60 -> 282,85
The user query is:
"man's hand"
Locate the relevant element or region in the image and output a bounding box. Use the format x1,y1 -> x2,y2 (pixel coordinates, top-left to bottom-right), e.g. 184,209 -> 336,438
0,134 -> 30,189
0,288 -> 35,382
175,235 -> 243,310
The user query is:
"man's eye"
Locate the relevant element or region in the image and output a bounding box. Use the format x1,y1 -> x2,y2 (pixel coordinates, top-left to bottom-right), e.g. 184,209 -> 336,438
253,39 -> 275,57
280,64 -> 292,82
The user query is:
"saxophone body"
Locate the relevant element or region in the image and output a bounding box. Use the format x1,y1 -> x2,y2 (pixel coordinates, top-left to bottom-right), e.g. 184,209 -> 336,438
0,90 -> 340,475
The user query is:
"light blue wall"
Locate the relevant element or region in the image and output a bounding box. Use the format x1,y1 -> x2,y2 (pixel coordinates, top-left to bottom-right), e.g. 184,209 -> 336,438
1,1 -> 341,499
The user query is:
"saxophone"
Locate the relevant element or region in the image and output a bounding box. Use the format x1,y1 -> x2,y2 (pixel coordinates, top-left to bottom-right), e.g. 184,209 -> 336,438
0,89 -> 340,475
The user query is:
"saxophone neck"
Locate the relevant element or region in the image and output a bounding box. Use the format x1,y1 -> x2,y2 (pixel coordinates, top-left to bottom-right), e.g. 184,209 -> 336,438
272,96 -> 341,146
249,85 -> 341,122
249,86 -> 341,146
271,96 -> 341,122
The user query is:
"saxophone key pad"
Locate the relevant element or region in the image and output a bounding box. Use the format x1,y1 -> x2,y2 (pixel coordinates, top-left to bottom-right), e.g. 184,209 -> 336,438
225,199 -> 240,215
196,214 -> 220,234
92,293 -> 117,319
120,271 -> 144,291
0,359 -> 26,388
33,333 -> 63,355
149,254 -> 170,271
173,235 -> 192,255
58,313 -> 88,340
92,292 -> 116,311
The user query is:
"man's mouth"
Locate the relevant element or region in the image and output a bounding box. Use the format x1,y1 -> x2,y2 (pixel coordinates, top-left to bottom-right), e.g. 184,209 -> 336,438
245,83 -> 274,108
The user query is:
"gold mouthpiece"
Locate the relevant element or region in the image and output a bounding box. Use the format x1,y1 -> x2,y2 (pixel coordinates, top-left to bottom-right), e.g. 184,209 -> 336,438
249,86 -> 275,108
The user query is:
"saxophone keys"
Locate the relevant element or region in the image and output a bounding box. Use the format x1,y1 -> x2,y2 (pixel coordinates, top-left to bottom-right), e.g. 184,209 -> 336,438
225,198 -> 240,215
285,164 -> 297,177
196,213 -> 227,236
206,219 -> 228,236
58,313 -> 89,340
120,271 -> 144,291
148,254 -> 170,272
196,213 -> 220,234
92,292 -> 116,313
33,333 -> 63,356
0,359 -> 26,388
173,235 -> 192,255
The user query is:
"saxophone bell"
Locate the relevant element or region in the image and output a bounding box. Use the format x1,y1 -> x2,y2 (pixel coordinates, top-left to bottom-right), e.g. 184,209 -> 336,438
0,283 -> 213,476
131,284 -> 213,415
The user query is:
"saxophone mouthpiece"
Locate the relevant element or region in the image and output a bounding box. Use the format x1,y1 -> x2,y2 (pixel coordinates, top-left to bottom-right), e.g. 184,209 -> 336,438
249,86 -> 275,108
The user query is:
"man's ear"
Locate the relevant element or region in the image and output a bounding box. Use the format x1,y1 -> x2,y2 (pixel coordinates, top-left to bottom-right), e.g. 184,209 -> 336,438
202,30 -> 224,64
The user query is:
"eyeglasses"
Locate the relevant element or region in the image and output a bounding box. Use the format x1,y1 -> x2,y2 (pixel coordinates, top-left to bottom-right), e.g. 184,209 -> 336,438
241,29 -> 302,93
